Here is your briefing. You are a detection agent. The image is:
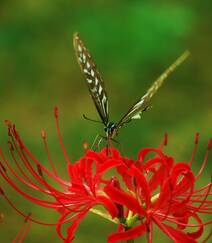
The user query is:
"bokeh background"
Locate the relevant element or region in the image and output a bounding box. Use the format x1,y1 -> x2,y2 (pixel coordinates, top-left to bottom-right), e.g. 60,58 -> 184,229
0,1 -> 211,242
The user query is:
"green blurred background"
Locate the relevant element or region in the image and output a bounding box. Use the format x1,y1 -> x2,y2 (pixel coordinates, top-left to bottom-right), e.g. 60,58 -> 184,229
0,1 -> 211,242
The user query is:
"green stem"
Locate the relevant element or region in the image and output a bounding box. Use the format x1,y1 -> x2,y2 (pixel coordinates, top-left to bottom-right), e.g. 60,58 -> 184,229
89,208 -> 119,224
126,213 -> 139,228
127,240 -> 134,243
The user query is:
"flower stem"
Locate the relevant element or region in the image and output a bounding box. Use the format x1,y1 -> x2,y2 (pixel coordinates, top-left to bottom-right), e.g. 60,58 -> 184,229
89,208 -> 119,224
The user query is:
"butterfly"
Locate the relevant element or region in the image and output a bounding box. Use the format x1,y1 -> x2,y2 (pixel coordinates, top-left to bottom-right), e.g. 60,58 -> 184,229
73,32 -> 189,139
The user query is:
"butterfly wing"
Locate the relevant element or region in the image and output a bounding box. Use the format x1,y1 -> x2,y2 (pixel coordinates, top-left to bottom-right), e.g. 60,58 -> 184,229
115,89 -> 151,130
116,51 -> 190,129
73,33 -> 109,125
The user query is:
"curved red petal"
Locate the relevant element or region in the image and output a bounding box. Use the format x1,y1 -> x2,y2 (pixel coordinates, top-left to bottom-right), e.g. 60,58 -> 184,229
108,224 -> 146,243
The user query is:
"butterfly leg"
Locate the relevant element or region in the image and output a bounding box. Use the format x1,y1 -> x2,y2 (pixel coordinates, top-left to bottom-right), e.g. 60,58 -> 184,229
91,134 -> 104,151
92,135 -> 120,154
97,136 -> 103,149
111,137 -> 120,145
92,135 -> 111,154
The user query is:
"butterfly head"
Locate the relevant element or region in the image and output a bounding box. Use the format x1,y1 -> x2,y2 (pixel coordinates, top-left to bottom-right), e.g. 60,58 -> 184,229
104,122 -> 117,138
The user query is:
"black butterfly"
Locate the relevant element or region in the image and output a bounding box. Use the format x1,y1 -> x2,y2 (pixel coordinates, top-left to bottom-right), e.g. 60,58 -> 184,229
73,32 -> 189,139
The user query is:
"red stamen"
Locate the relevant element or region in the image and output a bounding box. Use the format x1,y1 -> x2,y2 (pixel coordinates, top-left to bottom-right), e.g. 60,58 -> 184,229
0,186 -> 4,195
5,119 -> 12,126
37,164 -> 43,177
0,159 -> 7,173
192,183 -> 212,194
8,141 -> 14,151
9,127 -> 67,187
4,136 -> 53,190
195,142 -> 211,180
24,213 -> 32,223
158,133 -> 168,149
208,138 -> 212,150
154,212 -> 211,227
202,227 -> 212,243
83,141 -> 89,152
163,132 -> 168,146
54,106 -> 59,118
5,120 -> 13,137
2,192 -> 57,226
7,143 -> 45,191
54,106 -> 72,164
1,147 -> 50,195
41,129 -> 58,176
7,141 -> 72,202
195,133 -> 200,144
189,133 -> 199,166
12,213 -> 32,243
0,166 -> 62,208
196,176 -> 212,212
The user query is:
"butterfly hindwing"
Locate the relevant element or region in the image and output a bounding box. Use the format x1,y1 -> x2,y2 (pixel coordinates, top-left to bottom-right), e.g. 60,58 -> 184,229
73,33 -> 109,125
116,75 -> 169,129
116,93 -> 149,130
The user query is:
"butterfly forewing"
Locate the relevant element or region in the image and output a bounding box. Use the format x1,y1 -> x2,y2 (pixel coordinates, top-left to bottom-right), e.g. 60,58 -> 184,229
116,51 -> 190,130
73,33 -> 109,125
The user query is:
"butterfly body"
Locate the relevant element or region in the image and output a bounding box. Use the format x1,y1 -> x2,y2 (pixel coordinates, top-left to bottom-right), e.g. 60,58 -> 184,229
73,32 -> 189,140
104,122 -> 117,138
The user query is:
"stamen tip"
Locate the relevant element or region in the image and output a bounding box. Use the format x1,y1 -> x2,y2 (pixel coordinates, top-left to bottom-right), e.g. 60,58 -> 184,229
0,162 -> 7,173
37,165 -> 43,177
83,141 -> 89,151
8,141 -> 14,151
54,106 -> 59,118
24,213 -> 32,223
4,120 -> 12,127
0,187 -> 4,195
41,129 -> 46,139
208,138 -> 212,151
195,133 -> 200,144
163,132 -> 168,146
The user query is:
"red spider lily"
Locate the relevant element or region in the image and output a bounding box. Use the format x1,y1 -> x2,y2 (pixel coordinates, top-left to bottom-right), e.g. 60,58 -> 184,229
0,108 -> 119,242
104,135 -> 212,243
0,108 -> 211,243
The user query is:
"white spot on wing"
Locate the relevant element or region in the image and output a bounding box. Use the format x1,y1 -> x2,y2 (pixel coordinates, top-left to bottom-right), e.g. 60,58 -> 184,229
95,77 -> 99,85
86,62 -> 91,69
79,57 -> 83,63
82,53 -> 86,63
98,85 -> 103,94
91,69 -> 95,77
102,95 -> 107,116
83,68 -> 89,74
87,78 -> 93,84
91,87 -> 97,93
78,45 -> 82,52
132,113 -> 142,119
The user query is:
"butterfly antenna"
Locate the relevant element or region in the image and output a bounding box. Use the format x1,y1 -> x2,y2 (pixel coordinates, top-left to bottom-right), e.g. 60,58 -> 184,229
83,114 -> 103,124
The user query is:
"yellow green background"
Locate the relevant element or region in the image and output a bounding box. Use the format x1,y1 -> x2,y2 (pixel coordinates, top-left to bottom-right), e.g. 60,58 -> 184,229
0,1 -> 211,242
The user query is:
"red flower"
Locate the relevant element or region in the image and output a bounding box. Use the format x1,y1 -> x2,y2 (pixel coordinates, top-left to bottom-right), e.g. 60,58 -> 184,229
0,109 -> 211,243
0,108 -> 119,241
104,135 -> 212,243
